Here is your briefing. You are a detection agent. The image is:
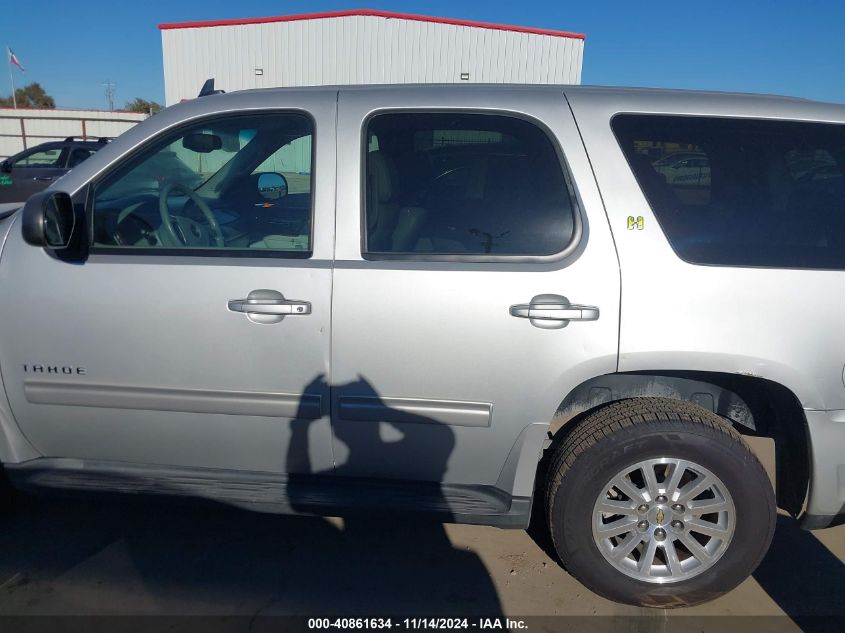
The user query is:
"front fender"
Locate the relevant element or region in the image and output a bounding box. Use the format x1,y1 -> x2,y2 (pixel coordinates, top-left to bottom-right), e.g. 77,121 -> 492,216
0,210 -> 41,464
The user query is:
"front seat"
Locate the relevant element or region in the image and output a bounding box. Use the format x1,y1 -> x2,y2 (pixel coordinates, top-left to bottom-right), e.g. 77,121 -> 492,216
367,151 -> 427,252
367,151 -> 400,251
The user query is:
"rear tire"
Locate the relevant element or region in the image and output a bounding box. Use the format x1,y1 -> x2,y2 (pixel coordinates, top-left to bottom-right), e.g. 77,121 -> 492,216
545,397 -> 776,608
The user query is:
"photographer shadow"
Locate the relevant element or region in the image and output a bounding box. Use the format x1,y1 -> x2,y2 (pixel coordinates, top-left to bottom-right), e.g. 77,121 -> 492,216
0,375 -> 503,617
278,374 -> 502,615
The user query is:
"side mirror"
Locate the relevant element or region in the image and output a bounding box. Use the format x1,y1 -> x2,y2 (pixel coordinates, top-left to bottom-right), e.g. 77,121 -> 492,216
257,172 -> 288,200
22,190 -> 76,249
0,161 -> 11,173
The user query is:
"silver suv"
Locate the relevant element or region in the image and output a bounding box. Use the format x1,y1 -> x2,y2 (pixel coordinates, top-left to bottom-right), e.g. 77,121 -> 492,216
1,84 -> 843,608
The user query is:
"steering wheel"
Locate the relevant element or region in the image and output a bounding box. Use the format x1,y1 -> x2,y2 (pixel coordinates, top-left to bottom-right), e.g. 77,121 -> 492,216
114,201 -> 156,246
159,182 -> 224,247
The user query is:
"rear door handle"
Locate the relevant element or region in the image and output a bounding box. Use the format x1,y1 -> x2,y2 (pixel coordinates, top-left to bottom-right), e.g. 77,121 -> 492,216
510,294 -> 599,329
509,305 -> 599,320
31,176 -> 55,182
228,289 -> 310,324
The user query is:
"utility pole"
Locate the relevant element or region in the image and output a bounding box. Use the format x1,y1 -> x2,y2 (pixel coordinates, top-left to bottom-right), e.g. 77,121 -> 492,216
103,79 -> 116,111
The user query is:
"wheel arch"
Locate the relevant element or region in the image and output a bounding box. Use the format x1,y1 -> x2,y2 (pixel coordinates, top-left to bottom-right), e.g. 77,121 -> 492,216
546,371 -> 810,518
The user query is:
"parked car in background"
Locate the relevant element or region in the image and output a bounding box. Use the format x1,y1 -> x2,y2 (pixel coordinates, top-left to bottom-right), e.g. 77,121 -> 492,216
652,151 -> 711,186
0,137 -> 109,203
1,84 -> 845,609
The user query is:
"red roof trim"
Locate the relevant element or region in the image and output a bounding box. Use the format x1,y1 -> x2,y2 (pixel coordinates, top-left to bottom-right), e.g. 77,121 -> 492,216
158,8 -> 585,40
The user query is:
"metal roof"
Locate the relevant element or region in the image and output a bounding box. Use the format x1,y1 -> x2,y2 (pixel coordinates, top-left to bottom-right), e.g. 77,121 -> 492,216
157,8 -> 586,40
186,82 -> 827,106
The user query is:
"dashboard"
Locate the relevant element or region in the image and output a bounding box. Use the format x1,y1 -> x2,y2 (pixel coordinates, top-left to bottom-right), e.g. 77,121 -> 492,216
93,191 -> 312,250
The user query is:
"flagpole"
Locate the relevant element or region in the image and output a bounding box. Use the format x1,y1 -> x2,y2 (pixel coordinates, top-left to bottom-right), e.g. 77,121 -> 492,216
7,47 -> 16,109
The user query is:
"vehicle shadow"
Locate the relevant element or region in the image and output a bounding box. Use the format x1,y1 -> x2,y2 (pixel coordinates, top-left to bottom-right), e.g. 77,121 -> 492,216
0,496 -> 500,616
0,375 -> 503,617
752,515 -> 845,633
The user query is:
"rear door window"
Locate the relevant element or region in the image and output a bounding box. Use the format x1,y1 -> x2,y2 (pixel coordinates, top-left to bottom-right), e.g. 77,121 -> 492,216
363,112 -> 577,258
68,147 -> 97,168
613,115 -> 845,269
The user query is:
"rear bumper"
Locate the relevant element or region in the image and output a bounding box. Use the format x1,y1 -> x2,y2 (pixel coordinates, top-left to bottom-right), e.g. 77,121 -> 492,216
801,409 -> 845,530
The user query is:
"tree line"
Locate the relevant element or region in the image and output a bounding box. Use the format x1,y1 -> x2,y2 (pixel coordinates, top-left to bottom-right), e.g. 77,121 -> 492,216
0,82 -> 161,113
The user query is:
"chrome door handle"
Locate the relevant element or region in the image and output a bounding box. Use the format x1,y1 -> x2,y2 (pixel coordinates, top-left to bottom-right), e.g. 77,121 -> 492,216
228,289 -> 310,324
31,176 -> 55,182
227,299 -> 311,315
510,294 -> 599,329
509,305 -> 599,321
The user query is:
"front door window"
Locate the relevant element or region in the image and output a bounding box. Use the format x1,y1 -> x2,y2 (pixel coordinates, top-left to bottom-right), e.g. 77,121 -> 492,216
92,113 -> 314,254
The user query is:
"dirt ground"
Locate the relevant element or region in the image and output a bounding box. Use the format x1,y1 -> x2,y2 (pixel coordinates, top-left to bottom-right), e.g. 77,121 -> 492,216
0,439 -> 842,632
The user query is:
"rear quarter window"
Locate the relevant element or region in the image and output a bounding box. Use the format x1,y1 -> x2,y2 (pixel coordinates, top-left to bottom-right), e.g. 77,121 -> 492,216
613,114 -> 845,269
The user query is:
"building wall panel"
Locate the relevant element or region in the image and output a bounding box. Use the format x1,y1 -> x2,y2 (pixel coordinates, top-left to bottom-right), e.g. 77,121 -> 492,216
162,14 -> 584,105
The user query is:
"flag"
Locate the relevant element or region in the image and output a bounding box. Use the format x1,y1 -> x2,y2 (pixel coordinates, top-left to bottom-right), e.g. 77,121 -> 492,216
8,47 -> 24,72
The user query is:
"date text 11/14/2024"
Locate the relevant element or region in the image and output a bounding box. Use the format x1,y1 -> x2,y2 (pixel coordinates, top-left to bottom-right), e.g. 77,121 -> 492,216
308,618 -> 529,630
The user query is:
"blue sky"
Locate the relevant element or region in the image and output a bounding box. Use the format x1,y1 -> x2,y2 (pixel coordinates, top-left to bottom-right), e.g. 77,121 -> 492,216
3,1 -> 843,109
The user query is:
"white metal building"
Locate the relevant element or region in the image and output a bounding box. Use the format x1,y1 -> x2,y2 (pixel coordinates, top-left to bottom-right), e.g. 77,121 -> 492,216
0,108 -> 147,160
159,9 -> 585,106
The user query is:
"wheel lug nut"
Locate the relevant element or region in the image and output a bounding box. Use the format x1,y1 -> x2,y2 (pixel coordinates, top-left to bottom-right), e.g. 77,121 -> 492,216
672,503 -> 685,513
655,495 -> 668,504
637,504 -> 649,513
654,528 -> 667,541
637,520 -> 649,532
671,520 -> 684,530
